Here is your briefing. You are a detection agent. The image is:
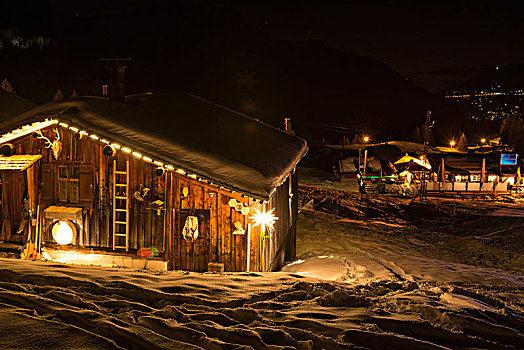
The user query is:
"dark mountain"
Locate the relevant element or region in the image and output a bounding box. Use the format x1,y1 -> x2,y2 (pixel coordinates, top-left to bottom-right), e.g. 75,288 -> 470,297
0,0 -> 465,141
457,63 -> 524,92
412,63 -> 524,93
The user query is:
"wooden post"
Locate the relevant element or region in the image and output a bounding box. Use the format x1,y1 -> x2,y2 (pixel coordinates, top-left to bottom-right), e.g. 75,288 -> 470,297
246,223 -> 251,272
363,150 -> 368,177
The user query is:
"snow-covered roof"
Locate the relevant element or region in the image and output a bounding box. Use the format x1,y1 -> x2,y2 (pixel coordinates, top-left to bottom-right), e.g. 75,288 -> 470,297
0,92 -> 308,199
427,154 -> 500,174
0,90 -> 36,120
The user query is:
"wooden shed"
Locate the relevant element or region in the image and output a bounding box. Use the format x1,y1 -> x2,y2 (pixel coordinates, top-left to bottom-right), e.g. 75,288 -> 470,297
0,92 -> 308,272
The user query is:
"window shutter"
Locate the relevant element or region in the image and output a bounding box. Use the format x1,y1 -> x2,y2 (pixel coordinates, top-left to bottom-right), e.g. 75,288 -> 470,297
79,165 -> 93,204
41,164 -> 55,201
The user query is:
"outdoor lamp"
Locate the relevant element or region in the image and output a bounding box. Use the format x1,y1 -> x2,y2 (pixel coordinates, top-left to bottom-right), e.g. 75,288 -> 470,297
52,220 -> 77,245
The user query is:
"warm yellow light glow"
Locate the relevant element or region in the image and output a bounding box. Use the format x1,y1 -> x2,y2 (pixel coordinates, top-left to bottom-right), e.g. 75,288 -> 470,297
90,134 -> 99,140
121,147 -> 131,153
69,126 -> 79,132
363,136 -> 369,142
249,207 -> 279,233
450,140 -> 456,147
176,169 -> 185,174
52,220 -> 77,245
111,143 -> 121,149
481,138 -> 486,143
59,122 -> 69,128
132,151 -> 142,158
153,161 -> 164,166
188,174 -> 197,179
100,139 -> 110,144
0,120 -> 58,145
143,156 -> 152,162
165,165 -> 175,170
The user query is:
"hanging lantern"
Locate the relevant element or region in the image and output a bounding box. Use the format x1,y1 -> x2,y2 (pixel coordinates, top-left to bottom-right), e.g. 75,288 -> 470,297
154,167 -> 165,177
51,220 -> 77,245
103,144 -> 116,156
0,143 -> 14,156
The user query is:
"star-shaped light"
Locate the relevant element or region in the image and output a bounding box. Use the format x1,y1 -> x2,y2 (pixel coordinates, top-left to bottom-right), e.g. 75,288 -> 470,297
249,207 -> 279,233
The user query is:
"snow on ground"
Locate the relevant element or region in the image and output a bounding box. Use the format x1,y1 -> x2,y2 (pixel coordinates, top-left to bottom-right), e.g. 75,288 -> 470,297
1,178 -> 524,349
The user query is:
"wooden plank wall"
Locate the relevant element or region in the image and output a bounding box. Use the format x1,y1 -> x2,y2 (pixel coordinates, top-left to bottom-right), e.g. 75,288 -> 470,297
167,172 -> 252,272
5,125 -> 298,273
7,126 -> 166,255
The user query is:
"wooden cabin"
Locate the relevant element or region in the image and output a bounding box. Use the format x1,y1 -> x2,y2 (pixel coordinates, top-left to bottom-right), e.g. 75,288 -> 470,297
0,92 -> 308,272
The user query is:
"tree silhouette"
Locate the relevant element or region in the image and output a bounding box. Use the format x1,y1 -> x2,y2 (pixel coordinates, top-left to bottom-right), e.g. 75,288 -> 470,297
1,78 -> 15,94
457,132 -> 468,152
53,89 -> 63,102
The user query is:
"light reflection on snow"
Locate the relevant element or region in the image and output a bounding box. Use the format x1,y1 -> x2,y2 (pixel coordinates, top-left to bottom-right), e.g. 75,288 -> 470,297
286,259 -> 305,266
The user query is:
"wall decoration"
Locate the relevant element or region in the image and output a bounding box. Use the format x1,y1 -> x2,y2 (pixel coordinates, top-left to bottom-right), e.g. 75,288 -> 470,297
35,128 -> 62,160
133,187 -> 150,202
233,221 -> 245,235
241,206 -> 251,216
182,186 -> 189,198
182,215 -> 199,242
228,198 -> 238,207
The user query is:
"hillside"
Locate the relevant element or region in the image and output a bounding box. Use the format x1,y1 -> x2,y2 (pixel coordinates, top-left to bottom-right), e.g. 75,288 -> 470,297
0,1 -> 464,140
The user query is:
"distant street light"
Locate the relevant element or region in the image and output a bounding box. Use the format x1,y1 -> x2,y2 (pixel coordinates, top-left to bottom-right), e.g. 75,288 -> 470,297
481,138 -> 486,144
363,136 -> 369,143
450,140 -> 456,148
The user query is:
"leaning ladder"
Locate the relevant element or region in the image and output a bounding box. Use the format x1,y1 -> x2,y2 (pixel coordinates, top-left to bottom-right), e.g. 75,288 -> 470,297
112,160 -> 130,250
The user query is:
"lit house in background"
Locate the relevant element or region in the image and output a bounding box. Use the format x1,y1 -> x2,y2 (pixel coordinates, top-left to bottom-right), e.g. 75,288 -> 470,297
0,92 -> 307,272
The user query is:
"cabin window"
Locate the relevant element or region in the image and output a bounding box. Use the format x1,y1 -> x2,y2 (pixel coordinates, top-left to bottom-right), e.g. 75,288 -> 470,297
58,166 -> 68,202
58,165 -> 80,204
70,166 -> 80,203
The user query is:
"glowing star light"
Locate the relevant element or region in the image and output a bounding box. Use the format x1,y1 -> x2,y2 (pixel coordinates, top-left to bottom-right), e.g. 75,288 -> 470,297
249,207 -> 279,233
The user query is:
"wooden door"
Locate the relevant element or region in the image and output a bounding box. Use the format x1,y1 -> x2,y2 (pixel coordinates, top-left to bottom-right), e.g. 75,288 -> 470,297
0,170 -> 26,242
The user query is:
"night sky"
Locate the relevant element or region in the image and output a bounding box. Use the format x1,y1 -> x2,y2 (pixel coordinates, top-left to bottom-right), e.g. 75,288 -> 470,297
235,1 -> 524,75
1,0 -> 522,140
3,1 -> 522,75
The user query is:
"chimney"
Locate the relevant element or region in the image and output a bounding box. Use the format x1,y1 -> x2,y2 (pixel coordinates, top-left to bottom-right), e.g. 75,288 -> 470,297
283,117 -> 295,135
99,58 -> 131,101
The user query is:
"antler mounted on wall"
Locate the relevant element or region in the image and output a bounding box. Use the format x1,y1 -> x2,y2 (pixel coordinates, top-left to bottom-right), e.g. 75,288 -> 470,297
34,130 -> 53,148
34,128 -> 62,160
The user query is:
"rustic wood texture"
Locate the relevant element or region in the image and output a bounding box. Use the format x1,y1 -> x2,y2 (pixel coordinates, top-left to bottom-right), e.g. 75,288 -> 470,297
2,125 -> 298,272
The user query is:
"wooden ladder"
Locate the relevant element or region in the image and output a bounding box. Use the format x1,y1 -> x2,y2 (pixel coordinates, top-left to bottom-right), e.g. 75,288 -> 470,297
113,160 -> 130,250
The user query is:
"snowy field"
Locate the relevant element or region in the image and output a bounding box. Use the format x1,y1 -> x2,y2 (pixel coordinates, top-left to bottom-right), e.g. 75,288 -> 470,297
1,182 -> 524,349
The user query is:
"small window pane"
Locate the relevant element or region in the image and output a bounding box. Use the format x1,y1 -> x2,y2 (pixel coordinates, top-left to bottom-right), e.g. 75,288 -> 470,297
70,180 -> 79,203
58,180 -> 68,202
58,166 -> 68,179
70,166 -> 79,179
